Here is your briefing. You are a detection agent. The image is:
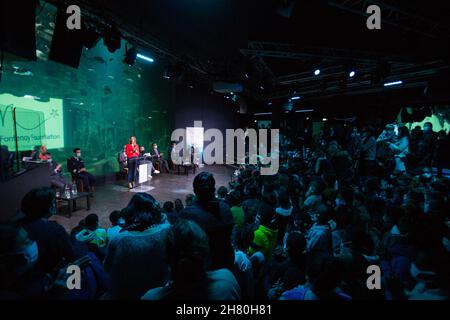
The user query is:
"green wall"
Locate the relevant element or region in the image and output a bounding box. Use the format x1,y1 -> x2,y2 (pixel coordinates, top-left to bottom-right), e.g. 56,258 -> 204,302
0,39 -> 175,178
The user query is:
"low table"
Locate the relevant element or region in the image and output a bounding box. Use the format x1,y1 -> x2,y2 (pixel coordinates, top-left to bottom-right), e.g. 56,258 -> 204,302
56,192 -> 91,217
177,163 -> 198,176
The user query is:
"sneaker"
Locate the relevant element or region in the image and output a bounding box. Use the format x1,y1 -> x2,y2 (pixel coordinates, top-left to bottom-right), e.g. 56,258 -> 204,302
154,170 -> 160,174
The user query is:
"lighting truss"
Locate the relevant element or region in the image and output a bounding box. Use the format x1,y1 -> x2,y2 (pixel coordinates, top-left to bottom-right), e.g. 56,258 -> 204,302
328,0 -> 450,40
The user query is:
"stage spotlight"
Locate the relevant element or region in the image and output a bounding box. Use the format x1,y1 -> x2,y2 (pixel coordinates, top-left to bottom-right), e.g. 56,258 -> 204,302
103,26 -> 121,53
314,69 -> 321,76
384,80 -> 403,87
137,53 -> 154,63
123,44 -> 137,66
349,71 -> 356,78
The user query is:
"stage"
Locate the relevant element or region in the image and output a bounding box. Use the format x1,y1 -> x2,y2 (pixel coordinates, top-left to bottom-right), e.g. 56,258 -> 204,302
50,165 -> 235,232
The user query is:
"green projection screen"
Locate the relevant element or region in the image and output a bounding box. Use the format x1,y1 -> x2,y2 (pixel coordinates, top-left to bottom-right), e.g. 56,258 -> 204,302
0,94 -> 64,151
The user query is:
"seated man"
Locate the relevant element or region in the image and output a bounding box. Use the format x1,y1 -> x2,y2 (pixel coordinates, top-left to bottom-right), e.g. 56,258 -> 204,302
167,141 -> 178,170
46,153 -> 68,192
67,148 -> 95,192
150,143 -> 170,173
138,146 -> 160,174
118,145 -> 128,173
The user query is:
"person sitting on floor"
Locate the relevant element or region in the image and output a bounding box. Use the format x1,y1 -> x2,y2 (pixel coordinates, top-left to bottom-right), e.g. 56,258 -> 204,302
106,210 -> 124,242
76,213 -> 108,249
141,219 -> 241,300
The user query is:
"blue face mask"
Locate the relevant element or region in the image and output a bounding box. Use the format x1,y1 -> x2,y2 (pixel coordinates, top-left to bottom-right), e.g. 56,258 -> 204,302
15,241 -> 39,274
335,198 -> 345,207
23,241 -> 39,265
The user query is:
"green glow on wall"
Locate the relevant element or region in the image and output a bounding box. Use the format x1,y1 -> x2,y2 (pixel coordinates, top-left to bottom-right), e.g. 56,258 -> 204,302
0,94 -> 64,151
0,3 -> 176,178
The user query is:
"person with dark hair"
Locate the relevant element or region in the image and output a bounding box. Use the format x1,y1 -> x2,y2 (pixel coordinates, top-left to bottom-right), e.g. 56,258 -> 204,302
226,190 -> 245,227
303,181 -> 323,208
150,143 -> 170,173
75,214 -> 107,249
421,122 -> 437,168
407,249 -> 449,300
142,219 -> 240,300
247,202 -> 278,262
45,152 -> 68,193
0,222 -> 109,300
264,231 -> 307,300
216,186 -> 228,201
0,223 -> 40,298
281,252 -> 351,300
185,194 -> 196,207
67,148 -> 96,192
163,201 -> 178,225
180,172 -> 235,271
104,193 -> 170,299
106,210 -> 124,241
20,187 -> 74,274
125,136 -> 140,189
388,126 -> 410,173
174,199 -> 184,213
356,126 -> 377,177
306,203 -> 333,254
275,187 -> 294,244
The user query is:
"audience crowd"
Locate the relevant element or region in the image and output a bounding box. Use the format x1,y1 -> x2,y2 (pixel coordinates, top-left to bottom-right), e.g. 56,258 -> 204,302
0,121 -> 449,300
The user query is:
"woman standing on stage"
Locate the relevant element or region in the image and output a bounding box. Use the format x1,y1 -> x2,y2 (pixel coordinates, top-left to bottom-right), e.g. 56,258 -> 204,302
125,136 -> 140,189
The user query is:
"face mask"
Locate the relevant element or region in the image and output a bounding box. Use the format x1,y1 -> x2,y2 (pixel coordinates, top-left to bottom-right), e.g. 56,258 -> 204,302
118,218 -> 125,226
422,173 -> 431,180
309,212 -> 319,223
76,153 -> 81,158
22,241 -> 39,265
335,198 -> 345,207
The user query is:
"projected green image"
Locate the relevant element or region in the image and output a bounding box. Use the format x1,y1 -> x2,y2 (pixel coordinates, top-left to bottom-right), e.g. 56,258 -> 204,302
0,3 -> 175,177
0,94 -> 64,151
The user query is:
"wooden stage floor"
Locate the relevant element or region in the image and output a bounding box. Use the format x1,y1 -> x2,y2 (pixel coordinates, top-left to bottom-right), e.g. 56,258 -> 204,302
51,165 -> 234,232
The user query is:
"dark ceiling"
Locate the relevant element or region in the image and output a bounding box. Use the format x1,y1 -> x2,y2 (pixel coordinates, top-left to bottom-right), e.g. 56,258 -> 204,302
41,0 -> 450,106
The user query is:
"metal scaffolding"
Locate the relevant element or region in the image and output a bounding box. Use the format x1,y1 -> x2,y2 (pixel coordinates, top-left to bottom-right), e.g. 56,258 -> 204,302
328,0 -> 450,40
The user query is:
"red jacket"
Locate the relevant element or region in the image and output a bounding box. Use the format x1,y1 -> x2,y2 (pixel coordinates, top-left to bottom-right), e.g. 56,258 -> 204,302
126,143 -> 140,159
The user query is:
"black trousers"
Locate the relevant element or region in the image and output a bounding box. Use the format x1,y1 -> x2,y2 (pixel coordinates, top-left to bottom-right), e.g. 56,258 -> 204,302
77,171 -> 95,191
128,157 -> 138,182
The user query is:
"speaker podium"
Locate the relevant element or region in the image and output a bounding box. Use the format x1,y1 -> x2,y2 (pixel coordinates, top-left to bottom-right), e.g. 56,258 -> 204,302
130,160 -> 155,193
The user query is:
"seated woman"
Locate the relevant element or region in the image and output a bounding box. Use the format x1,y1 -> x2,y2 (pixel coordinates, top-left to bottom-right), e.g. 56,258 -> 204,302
38,146 -> 50,161
118,145 -> 128,173
141,219 -> 241,300
103,193 -> 170,299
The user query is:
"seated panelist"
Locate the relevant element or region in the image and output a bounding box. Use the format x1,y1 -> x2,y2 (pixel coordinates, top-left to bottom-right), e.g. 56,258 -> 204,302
150,143 -> 170,173
67,148 -> 95,192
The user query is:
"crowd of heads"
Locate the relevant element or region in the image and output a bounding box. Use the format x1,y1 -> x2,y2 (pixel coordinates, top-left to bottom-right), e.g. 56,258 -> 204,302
0,120 -> 449,300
